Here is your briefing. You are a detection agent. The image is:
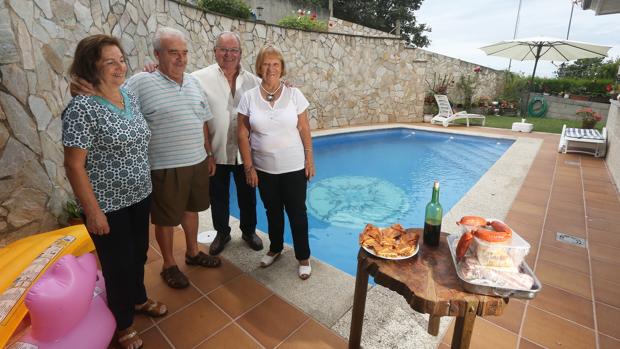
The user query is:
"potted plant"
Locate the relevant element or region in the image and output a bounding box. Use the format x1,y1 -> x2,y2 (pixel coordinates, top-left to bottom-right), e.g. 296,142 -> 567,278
65,198 -> 83,226
576,108 -> 603,129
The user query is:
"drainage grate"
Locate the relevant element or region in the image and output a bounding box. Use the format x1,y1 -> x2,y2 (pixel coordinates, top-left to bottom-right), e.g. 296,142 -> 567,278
556,232 -> 587,247
564,160 -> 580,166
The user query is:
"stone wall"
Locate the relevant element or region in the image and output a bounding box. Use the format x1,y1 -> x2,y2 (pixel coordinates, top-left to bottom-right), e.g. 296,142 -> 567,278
605,100 -> 620,191
528,94 -> 610,122
415,49 -> 505,106
328,17 -> 397,38
0,0 -> 427,243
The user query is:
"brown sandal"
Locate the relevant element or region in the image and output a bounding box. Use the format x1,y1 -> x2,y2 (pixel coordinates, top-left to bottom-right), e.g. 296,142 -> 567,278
116,326 -> 143,349
160,265 -> 189,289
185,251 -> 221,268
135,298 -> 167,317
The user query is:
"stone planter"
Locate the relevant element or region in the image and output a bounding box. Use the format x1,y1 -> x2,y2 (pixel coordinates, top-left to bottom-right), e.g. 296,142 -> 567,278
423,114 -> 434,123
570,95 -> 589,101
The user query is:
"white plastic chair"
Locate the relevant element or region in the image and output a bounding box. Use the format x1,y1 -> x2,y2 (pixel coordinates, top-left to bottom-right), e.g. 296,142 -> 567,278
558,124 -> 607,158
430,95 -> 486,127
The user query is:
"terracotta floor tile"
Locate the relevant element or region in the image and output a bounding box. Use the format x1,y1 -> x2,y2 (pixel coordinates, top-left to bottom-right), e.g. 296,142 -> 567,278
587,207 -> 620,220
522,306 -> 596,349
519,338 -> 546,349
595,302 -> 620,339
544,220 -> 587,238
599,333 -> 620,349
529,283 -> 594,328
140,326 -> 173,348
133,313 -> 155,333
510,201 -> 547,216
438,343 -> 451,349
158,298 -> 230,349
145,280 -> 202,316
237,295 -> 309,349
465,318 -> 518,349
534,259 -> 591,299
278,319 -> 347,349
588,228 -> 620,249
593,278 -> 620,308
188,259 -> 244,294
208,273 -> 273,318
485,297 -> 525,333
589,243 -> 620,265
591,258 -> 620,284
537,243 -> 590,274
196,323 -> 262,349
515,188 -> 550,205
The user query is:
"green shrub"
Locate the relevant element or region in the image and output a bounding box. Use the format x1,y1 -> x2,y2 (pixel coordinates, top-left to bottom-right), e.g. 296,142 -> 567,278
277,15 -> 328,32
534,77 -> 614,97
197,0 -> 251,19
500,73 -> 529,103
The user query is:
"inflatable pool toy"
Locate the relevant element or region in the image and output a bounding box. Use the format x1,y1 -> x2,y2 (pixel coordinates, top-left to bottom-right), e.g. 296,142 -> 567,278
0,225 -> 95,347
7,253 -> 115,348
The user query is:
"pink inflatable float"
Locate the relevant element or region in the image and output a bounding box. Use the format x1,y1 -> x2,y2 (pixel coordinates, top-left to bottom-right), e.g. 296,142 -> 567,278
8,253 -> 115,349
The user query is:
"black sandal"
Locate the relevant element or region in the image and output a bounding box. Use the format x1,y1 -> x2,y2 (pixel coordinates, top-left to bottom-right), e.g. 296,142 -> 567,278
185,251 -> 221,268
160,266 -> 189,289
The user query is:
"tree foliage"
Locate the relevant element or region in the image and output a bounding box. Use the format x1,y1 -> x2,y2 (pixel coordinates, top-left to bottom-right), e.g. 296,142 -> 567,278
555,57 -> 620,79
332,0 -> 431,47
197,0 -> 251,19
278,15 -> 328,32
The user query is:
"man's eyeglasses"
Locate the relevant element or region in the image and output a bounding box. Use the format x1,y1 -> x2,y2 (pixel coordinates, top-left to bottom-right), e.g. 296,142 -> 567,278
216,47 -> 241,54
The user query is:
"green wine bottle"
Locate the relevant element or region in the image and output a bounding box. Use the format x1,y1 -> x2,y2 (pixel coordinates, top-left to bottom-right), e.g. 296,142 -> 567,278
423,181 -> 443,247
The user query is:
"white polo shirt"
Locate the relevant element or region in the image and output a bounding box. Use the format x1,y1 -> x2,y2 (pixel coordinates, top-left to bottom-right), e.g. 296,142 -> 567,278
192,64 -> 260,165
237,85 -> 309,174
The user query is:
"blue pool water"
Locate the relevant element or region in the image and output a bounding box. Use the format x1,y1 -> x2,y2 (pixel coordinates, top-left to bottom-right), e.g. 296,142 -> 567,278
229,128 -> 513,277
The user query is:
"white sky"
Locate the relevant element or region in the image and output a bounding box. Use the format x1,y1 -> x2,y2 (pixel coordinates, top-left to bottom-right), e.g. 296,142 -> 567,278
415,0 -> 620,77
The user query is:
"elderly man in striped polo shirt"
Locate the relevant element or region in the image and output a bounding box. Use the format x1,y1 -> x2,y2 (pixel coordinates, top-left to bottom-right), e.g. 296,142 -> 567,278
124,27 -> 222,289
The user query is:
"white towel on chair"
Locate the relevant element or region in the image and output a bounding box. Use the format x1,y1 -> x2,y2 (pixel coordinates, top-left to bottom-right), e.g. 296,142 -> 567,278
566,128 -> 604,140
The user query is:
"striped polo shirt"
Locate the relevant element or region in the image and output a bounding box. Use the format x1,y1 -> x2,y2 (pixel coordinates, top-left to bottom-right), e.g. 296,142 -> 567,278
125,71 -> 213,170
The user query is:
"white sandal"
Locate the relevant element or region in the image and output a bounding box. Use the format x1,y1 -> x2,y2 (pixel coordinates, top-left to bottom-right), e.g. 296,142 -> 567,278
260,252 -> 281,268
298,262 -> 312,280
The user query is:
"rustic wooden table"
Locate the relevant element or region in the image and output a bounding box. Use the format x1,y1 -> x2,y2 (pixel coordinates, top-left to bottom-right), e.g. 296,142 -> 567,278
348,230 -> 509,349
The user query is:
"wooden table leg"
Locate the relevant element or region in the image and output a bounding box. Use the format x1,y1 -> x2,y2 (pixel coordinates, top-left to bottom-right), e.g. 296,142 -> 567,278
348,257 -> 369,349
451,301 -> 477,349
427,315 -> 441,336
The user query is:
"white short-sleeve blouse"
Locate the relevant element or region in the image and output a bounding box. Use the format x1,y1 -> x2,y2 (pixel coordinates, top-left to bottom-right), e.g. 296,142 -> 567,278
237,85 -> 309,174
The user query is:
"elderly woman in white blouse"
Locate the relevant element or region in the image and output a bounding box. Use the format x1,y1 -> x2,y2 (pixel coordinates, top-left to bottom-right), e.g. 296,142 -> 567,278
237,44 -> 315,280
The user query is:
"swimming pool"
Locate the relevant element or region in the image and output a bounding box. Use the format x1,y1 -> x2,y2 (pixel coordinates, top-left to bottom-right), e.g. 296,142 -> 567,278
229,128 -> 513,277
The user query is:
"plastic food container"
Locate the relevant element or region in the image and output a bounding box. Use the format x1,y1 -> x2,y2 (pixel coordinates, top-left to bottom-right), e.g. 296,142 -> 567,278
472,228 -> 530,268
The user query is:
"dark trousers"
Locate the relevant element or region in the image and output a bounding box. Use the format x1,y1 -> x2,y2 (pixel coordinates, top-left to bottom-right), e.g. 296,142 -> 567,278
90,195 -> 150,331
257,169 -> 310,260
210,163 -> 257,237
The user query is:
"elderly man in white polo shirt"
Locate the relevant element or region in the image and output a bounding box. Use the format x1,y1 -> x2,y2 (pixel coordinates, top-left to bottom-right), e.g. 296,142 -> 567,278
191,32 -> 264,255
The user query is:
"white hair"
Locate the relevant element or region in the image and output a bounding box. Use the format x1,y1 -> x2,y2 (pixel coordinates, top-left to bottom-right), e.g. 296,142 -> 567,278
215,31 -> 242,48
153,27 -> 186,51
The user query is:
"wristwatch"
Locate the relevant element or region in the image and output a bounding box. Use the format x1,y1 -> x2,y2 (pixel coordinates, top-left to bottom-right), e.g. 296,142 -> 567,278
207,151 -> 214,157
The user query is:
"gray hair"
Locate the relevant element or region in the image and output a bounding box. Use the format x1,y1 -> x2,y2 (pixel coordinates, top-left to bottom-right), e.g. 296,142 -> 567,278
153,27 -> 186,51
215,31 -> 242,48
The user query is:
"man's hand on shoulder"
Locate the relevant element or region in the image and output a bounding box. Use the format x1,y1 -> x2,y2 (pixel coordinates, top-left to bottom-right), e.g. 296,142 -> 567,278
143,62 -> 158,73
70,76 -> 96,97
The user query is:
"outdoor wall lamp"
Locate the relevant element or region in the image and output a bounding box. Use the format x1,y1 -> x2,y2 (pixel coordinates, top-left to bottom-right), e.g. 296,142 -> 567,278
256,6 -> 264,20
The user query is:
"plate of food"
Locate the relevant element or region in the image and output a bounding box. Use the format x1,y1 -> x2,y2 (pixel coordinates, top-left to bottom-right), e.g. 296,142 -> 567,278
359,223 -> 419,260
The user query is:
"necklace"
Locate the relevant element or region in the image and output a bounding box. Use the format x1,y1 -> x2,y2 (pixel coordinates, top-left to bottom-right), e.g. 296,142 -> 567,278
260,82 -> 282,102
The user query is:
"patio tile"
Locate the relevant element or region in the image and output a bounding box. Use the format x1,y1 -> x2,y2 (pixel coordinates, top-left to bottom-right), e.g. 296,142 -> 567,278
599,333 -> 620,349
144,279 -> 203,316
529,283 -> 594,329
522,306 -> 596,349
595,302 -> 620,339
133,313 -> 155,333
485,297 -> 525,333
237,295 -> 309,349
188,258 -> 244,294
195,323 -> 262,349
588,228 -> 620,249
519,338 -> 546,349
591,258 -> 620,284
509,201 -> 547,217
158,297 -> 230,348
593,278 -> 620,308
537,243 -> 590,274
466,318 -> 518,349
589,243 -> 620,265
140,327 -> 173,348
534,259 -> 591,299
278,319 -> 347,349
207,273 -> 273,318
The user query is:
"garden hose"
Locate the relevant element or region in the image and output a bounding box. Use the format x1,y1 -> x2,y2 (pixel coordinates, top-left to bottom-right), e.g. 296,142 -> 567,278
527,96 -> 548,117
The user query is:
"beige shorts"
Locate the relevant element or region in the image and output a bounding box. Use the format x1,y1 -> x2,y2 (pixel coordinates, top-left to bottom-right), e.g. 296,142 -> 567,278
150,159 -> 210,226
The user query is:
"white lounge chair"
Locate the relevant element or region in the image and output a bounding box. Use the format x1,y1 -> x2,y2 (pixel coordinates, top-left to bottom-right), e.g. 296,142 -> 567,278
558,125 -> 607,158
430,95 -> 486,127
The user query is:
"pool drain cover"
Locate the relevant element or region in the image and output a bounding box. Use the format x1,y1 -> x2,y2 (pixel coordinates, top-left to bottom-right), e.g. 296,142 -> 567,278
307,176 -> 409,227
556,232 -> 586,247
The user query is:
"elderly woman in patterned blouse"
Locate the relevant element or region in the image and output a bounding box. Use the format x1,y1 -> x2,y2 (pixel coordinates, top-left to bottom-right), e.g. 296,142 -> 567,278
62,34 -> 166,349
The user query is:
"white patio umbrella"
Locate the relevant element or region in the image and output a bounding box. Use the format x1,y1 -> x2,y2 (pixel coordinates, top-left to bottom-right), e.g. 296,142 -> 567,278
480,36 -> 611,85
